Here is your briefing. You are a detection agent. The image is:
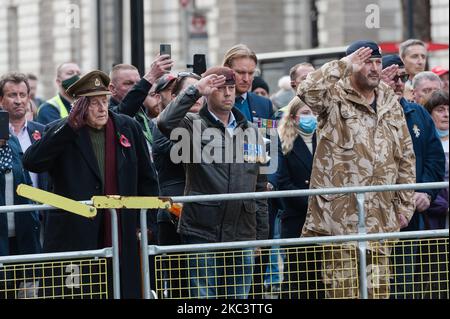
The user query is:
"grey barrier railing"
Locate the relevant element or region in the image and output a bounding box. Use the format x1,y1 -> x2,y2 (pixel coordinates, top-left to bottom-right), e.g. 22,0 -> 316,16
0,203 -> 121,299
148,228 -> 448,299
0,248 -> 112,263
1,181 -> 448,299
142,181 -> 449,299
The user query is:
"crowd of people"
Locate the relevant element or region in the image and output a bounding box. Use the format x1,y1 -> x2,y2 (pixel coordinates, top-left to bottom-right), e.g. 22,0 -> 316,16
0,38 -> 448,299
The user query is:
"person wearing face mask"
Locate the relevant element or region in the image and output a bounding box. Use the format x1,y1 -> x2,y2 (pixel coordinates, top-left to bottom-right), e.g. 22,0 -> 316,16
276,101 -> 318,298
36,62 -> 81,125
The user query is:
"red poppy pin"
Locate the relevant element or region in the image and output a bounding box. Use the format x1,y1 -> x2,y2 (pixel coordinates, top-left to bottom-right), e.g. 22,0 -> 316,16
118,133 -> 131,148
32,130 -> 41,141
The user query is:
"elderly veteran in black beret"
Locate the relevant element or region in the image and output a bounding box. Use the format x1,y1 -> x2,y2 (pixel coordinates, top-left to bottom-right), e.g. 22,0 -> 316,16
23,70 -> 159,299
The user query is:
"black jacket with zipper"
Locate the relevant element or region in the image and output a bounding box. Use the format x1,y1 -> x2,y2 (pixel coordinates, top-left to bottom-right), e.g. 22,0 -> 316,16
158,87 -> 269,243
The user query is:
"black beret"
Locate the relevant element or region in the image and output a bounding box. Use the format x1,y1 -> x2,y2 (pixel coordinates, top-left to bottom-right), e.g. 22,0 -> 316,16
346,40 -> 382,58
382,54 -> 404,69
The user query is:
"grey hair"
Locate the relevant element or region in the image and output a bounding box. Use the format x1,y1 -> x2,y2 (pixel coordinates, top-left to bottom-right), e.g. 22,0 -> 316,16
412,71 -> 442,89
399,39 -> 426,58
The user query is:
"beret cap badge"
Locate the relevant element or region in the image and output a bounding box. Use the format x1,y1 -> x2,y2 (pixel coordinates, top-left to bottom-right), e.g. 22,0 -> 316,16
66,70 -> 111,98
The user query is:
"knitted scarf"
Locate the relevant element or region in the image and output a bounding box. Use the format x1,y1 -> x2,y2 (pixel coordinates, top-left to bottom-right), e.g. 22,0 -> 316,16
103,117 -> 121,249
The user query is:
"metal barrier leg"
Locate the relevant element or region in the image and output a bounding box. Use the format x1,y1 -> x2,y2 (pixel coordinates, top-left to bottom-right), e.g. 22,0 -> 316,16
110,209 -> 121,299
356,193 -> 368,299
358,241 -> 368,299
139,209 -> 151,299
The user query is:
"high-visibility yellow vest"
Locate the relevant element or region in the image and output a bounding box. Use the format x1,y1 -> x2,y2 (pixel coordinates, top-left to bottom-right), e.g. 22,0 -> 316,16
38,95 -> 69,118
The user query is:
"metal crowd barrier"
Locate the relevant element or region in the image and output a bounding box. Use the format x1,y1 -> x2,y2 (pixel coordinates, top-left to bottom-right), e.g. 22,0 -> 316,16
0,248 -> 111,299
0,203 -> 121,299
1,182 -> 448,299
149,229 -> 448,299
143,182 -> 449,299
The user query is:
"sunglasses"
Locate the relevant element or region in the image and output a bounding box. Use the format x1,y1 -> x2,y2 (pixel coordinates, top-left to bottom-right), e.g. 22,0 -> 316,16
393,74 -> 409,83
177,72 -> 201,80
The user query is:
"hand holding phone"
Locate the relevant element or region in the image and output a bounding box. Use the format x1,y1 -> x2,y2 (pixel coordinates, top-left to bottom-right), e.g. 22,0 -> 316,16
145,55 -> 174,84
160,44 -> 172,71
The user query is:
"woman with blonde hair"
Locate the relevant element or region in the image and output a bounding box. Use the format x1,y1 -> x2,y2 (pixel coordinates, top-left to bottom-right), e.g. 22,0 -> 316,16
277,96 -> 316,237
276,97 -> 322,298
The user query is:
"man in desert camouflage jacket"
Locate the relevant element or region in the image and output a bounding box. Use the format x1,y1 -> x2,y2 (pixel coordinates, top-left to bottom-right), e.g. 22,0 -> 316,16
297,40 -> 416,299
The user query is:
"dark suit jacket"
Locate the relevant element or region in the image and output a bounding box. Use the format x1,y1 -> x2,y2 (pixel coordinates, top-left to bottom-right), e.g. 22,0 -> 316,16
152,124 -> 185,224
0,136 -> 41,256
400,98 -> 446,231
23,111 -> 159,298
152,125 -> 185,196
26,120 -> 49,191
276,133 -> 316,224
247,91 -> 274,121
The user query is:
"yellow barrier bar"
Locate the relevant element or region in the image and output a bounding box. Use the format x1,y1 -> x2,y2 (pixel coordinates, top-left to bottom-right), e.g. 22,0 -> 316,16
92,195 -> 172,210
16,184 -> 97,218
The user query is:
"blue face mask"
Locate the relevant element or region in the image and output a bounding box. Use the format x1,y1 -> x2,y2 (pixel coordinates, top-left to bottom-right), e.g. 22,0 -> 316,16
436,128 -> 449,138
298,115 -> 317,134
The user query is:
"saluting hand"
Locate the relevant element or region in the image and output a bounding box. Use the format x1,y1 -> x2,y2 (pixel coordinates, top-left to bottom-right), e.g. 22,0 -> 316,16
195,74 -> 227,96
68,96 -> 90,130
381,64 -> 399,88
343,47 -> 373,73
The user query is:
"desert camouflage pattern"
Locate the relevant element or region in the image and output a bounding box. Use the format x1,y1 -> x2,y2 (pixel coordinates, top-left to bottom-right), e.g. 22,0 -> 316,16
298,59 -> 416,237
320,243 -> 391,299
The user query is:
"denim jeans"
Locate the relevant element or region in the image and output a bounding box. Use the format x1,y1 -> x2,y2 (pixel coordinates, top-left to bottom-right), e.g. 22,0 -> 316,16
182,235 -> 254,299
263,211 -> 282,289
